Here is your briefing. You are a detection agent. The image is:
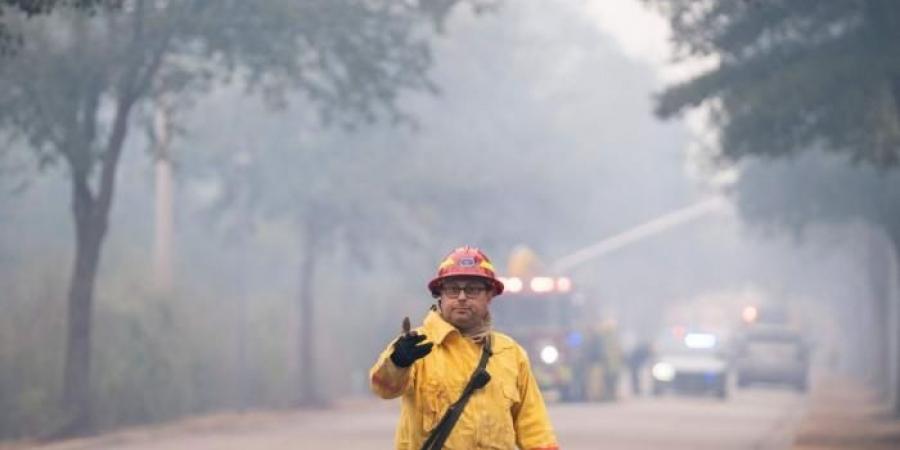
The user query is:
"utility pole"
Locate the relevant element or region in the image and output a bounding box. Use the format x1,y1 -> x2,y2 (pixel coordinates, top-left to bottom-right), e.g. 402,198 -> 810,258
153,98 -> 174,293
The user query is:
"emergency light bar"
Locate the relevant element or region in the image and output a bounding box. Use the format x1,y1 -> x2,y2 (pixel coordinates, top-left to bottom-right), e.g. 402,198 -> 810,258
530,277 -> 554,293
684,333 -> 717,349
503,277 -> 524,293
497,276 -> 574,295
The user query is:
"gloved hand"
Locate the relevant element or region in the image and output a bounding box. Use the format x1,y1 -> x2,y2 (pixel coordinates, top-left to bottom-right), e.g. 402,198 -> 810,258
390,332 -> 433,368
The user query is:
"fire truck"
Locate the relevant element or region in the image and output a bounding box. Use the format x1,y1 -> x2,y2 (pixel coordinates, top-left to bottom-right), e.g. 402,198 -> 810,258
492,247 -> 603,401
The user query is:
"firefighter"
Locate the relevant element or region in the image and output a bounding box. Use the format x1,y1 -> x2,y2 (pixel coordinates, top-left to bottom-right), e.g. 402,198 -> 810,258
627,340 -> 653,396
598,320 -> 623,402
370,246 -> 559,450
582,320 -> 622,402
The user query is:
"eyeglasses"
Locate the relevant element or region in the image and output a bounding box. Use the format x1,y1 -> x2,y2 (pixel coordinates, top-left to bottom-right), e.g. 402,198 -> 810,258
441,284 -> 488,297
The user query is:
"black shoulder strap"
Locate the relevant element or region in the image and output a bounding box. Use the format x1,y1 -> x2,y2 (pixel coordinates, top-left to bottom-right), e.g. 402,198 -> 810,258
420,336 -> 493,450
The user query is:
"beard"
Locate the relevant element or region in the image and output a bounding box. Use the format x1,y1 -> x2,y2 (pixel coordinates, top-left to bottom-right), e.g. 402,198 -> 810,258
440,303 -> 491,336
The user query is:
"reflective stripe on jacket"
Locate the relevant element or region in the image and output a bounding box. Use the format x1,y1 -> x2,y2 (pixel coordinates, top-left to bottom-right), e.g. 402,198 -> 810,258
370,310 -> 559,450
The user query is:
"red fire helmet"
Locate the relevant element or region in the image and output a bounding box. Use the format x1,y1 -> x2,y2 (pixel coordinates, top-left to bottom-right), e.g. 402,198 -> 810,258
428,246 -> 505,297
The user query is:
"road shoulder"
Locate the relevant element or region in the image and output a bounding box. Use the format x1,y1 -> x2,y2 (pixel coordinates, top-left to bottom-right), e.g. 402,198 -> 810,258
792,375 -> 900,450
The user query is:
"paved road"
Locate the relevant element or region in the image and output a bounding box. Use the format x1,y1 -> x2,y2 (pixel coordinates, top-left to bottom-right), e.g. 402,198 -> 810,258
9,387 -> 806,450
554,389 -> 804,450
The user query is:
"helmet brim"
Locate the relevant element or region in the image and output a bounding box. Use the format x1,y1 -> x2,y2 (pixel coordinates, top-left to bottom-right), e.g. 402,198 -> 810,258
428,275 -> 505,297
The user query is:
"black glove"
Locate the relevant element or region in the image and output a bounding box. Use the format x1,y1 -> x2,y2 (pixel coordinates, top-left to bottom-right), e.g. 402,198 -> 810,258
390,333 -> 433,368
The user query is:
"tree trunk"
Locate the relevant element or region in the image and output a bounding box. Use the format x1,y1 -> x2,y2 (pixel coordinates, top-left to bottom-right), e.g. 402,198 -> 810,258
58,91 -> 134,436
886,228 -> 900,417
296,218 -> 321,406
234,242 -> 250,411
54,0 -> 165,435
866,228 -> 890,396
60,181 -> 107,435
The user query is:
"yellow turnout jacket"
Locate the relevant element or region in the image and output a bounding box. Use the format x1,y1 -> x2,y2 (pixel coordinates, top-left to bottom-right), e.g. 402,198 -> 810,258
370,310 -> 559,450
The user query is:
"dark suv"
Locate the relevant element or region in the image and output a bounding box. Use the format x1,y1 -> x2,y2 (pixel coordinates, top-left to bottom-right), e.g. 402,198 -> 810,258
734,325 -> 810,392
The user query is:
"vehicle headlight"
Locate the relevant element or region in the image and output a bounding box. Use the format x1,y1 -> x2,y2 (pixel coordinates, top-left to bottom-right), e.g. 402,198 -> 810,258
540,345 -> 559,364
652,362 -> 676,381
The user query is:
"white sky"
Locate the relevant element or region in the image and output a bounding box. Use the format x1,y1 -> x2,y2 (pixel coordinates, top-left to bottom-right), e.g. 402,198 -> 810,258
583,0 -> 730,186
583,0 -> 672,68
583,0 -> 717,83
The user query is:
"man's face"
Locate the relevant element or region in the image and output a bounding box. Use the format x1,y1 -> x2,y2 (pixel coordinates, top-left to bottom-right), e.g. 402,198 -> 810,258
438,276 -> 494,332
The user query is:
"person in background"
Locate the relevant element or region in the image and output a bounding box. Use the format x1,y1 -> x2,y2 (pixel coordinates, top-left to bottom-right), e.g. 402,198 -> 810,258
627,340 -> 653,396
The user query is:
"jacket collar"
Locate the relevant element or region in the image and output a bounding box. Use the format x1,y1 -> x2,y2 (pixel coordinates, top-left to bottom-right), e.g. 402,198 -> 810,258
423,309 -> 458,345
